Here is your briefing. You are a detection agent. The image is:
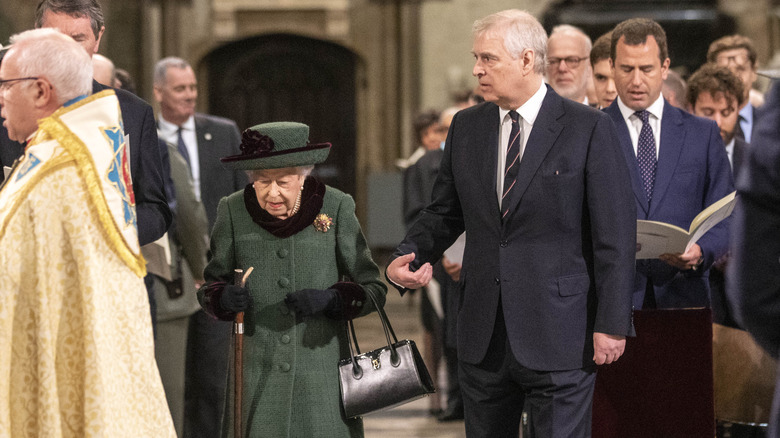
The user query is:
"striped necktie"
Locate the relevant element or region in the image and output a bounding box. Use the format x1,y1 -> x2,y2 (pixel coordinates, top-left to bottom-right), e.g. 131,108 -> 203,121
501,110 -> 523,220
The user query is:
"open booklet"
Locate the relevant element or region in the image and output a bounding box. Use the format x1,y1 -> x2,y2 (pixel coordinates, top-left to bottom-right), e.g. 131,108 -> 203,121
636,191 -> 737,259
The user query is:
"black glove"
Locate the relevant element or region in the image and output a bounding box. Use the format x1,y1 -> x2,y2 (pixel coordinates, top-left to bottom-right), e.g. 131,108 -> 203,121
285,288 -> 338,317
220,284 -> 252,313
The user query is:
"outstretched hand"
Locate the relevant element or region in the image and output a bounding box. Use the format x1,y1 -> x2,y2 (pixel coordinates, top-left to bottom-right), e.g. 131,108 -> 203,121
387,253 -> 433,290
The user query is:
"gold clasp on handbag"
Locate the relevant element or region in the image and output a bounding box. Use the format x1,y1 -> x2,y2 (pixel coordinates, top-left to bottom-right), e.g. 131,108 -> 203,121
372,358 -> 381,370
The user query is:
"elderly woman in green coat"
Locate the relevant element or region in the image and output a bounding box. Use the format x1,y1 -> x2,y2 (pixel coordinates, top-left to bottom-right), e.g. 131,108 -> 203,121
198,122 -> 387,437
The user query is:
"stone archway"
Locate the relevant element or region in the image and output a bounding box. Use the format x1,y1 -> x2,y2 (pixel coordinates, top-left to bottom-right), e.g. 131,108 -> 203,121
205,33 -> 357,196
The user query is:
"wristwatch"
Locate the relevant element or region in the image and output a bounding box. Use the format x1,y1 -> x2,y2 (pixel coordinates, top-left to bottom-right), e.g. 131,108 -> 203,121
690,256 -> 704,271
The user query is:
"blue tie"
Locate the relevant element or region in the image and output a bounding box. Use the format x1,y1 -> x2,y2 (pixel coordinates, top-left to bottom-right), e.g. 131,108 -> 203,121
502,110 -> 523,220
177,126 -> 192,174
635,110 -> 657,202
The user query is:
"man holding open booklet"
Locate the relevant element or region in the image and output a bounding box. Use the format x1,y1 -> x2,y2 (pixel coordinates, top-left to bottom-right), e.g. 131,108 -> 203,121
603,19 -> 734,309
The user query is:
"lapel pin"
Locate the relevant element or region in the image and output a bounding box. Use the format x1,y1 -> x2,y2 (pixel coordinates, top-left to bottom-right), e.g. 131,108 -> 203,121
205,133 -> 212,141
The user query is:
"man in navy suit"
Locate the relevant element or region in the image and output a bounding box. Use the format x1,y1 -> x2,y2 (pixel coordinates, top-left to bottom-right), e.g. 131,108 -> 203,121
686,64 -> 748,326
727,80 -> 780,437
153,56 -> 246,438
33,0 -> 171,246
604,18 -> 733,309
387,10 -> 636,437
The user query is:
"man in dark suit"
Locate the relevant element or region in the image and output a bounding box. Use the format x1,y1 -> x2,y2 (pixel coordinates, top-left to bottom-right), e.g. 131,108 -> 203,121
34,0 -> 170,246
686,64 -> 748,326
387,9 -> 636,437
727,80 -> 780,437
603,18 -> 733,309
153,56 -> 246,438
707,35 -> 761,144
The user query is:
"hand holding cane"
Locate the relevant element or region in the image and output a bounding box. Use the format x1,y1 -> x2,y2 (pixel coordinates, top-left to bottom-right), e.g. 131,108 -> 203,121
233,267 -> 253,438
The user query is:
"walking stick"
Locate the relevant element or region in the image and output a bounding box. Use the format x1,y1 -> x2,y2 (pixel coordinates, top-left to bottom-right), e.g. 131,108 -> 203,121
233,267 -> 253,438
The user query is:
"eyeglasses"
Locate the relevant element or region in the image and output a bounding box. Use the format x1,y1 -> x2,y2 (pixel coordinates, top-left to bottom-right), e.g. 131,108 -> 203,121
715,53 -> 752,69
0,77 -> 39,92
547,56 -> 588,68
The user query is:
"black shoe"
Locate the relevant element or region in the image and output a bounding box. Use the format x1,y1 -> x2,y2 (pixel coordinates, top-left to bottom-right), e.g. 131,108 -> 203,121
437,408 -> 464,422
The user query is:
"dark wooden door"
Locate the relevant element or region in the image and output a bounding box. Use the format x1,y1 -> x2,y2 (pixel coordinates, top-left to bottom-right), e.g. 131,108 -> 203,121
206,34 -> 357,196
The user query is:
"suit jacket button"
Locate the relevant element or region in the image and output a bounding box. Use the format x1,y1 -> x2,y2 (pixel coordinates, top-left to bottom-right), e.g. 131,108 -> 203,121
494,277 -> 500,285
500,240 -> 508,248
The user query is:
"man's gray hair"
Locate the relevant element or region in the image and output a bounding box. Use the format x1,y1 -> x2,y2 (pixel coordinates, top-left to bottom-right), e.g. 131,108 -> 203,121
35,0 -> 104,40
153,56 -> 191,87
9,28 -> 92,105
550,24 -> 592,53
473,9 -> 548,75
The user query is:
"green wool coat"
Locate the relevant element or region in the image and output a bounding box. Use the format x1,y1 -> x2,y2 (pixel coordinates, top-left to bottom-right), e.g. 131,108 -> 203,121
202,185 -> 387,438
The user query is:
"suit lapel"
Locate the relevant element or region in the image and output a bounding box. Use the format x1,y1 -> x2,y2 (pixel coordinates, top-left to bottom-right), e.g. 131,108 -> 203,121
477,105 -> 501,213
605,102 -> 649,216
501,88 -> 562,222
651,102 -> 684,217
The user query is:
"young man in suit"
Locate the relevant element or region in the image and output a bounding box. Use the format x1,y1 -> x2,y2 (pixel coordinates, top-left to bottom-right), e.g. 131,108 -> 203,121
707,35 -> 761,143
153,56 -> 246,438
685,63 -> 748,328
35,0 -> 171,247
604,18 -> 734,309
387,9 -> 636,437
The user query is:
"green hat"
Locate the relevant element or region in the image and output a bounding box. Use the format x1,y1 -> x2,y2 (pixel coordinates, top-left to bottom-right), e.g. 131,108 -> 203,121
221,121 -> 331,170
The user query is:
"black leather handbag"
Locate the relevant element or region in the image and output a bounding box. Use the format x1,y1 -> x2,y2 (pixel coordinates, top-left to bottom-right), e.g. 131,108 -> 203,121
338,290 -> 435,418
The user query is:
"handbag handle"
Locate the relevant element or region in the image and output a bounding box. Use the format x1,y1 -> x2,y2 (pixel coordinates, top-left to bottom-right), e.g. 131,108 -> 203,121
345,289 -> 400,379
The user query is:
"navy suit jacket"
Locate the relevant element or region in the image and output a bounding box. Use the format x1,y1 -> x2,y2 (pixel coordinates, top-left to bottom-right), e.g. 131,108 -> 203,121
604,99 -> 734,309
92,80 -> 171,246
392,86 -> 636,371
727,81 -> 780,436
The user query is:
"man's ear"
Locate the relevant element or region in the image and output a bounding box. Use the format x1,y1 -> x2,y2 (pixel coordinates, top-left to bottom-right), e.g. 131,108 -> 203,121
93,26 -> 105,54
521,49 -> 535,75
153,85 -> 163,103
32,78 -> 55,109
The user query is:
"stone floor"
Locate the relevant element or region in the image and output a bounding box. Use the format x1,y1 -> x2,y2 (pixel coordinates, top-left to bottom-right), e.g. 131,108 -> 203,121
355,288 -> 466,438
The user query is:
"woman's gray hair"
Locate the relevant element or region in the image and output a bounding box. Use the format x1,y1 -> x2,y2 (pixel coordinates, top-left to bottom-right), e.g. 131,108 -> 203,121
472,9 -> 548,75
9,28 -> 92,105
246,165 -> 314,182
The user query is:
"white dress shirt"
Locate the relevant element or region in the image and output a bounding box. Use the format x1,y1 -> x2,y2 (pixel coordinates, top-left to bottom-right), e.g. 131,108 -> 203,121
158,115 -> 202,201
617,94 -> 665,159
496,82 -> 548,207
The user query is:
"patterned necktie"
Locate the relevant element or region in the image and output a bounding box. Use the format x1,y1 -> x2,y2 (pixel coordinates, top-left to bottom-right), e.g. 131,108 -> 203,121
177,126 -> 192,174
501,110 -> 523,219
635,110 -> 657,202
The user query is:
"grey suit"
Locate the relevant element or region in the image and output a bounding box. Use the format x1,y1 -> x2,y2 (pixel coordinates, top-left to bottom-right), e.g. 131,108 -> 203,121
180,113 -> 246,438
152,142 -> 208,436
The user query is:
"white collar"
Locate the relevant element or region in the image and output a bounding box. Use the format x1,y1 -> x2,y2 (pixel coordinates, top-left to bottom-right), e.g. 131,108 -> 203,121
498,81 -> 548,124
158,114 -> 195,132
617,93 -> 665,122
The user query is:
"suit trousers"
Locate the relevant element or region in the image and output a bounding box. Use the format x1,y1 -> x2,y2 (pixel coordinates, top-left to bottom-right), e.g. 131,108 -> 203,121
183,309 -> 232,438
155,313 -> 191,437
459,302 -> 596,438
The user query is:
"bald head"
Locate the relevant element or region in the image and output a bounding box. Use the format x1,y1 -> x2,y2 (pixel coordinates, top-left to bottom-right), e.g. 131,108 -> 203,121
92,53 -> 115,87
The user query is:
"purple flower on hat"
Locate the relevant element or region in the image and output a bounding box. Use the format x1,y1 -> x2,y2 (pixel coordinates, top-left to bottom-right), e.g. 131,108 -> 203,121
240,129 -> 274,156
